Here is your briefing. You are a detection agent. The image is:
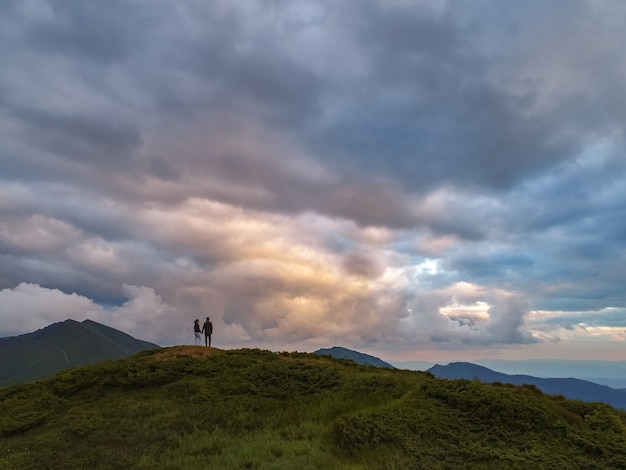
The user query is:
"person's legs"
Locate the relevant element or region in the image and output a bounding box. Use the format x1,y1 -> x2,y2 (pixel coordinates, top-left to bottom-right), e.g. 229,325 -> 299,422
205,335 -> 208,346
208,335 -> 211,347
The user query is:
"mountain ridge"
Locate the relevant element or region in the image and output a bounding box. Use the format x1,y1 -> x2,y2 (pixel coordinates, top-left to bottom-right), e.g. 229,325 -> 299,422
0,319 -> 160,387
428,361 -> 626,410
392,358 -> 626,388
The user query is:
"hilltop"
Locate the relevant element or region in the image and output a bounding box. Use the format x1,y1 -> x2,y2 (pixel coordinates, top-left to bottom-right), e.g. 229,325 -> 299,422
0,319 -> 160,387
1,346 -> 626,469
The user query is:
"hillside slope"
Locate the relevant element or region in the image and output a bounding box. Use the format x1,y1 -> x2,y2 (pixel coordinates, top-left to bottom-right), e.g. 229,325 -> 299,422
429,362 -> 626,410
0,319 -> 160,387
1,347 -> 626,469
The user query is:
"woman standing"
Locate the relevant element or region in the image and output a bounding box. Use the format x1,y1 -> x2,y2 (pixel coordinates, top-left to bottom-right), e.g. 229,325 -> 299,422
194,319 -> 202,345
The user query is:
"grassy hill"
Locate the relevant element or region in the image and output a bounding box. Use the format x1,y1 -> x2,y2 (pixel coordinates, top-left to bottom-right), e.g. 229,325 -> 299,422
2,347 -> 626,469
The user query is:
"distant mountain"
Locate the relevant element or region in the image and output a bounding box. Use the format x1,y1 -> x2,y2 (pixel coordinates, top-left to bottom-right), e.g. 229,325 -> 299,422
313,346 -> 394,368
588,378 -> 626,389
474,358 -> 626,388
392,359 -> 626,388
0,319 -> 160,387
428,362 -> 626,410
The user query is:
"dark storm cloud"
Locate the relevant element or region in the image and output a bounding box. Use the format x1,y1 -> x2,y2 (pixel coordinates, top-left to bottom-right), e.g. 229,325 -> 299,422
12,107 -> 142,165
185,41 -> 324,123
326,0 -> 625,198
4,0 -> 620,225
301,2 -> 573,193
14,0 -> 146,63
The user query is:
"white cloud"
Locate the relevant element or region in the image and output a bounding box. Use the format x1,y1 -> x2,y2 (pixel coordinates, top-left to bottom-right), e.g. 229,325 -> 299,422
0,283 -> 99,336
0,283 -> 178,345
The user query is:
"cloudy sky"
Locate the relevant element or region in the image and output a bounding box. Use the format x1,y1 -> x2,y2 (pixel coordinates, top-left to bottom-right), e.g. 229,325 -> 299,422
1,0 -> 625,362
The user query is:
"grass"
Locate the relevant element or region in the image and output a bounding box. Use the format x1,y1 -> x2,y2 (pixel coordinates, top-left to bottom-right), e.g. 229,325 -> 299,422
1,346 -> 626,469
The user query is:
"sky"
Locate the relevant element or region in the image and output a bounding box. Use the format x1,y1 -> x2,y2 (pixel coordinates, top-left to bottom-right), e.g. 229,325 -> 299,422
1,0 -> 625,363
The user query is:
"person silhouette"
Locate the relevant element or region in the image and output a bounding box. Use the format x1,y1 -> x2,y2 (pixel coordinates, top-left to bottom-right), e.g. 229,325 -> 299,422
194,319 -> 201,345
201,317 -> 213,347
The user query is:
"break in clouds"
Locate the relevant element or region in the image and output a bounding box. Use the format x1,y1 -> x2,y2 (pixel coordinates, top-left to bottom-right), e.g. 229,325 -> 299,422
1,0 -> 626,359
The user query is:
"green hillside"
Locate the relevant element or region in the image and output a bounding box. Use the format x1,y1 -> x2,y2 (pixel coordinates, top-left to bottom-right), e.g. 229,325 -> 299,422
2,347 -> 626,469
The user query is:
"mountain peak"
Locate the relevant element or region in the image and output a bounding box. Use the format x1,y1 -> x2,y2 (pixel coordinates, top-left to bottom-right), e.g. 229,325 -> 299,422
313,346 -> 394,368
0,319 -> 160,387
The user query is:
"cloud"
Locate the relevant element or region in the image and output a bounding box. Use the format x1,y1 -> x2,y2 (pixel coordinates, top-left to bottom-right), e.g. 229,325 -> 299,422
1,0 -> 625,360
12,107 -> 142,166
0,283 -> 100,337
0,283 -> 179,345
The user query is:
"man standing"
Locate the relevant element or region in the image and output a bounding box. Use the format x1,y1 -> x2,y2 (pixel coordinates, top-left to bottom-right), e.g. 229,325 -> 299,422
202,317 -> 213,347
